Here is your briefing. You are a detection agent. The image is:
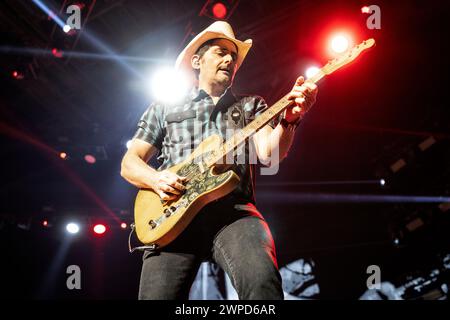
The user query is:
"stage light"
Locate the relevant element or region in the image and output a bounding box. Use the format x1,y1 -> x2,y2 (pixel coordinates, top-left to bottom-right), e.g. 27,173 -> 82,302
42,220 -> 49,227
12,70 -> 24,80
60,152 -> 67,159
84,154 -> 96,164
150,67 -> 189,104
32,0 -> 66,29
52,48 -> 63,58
330,35 -> 350,54
418,136 -> 436,151
93,223 -> 106,235
380,179 -> 386,186
200,0 -> 237,20
66,222 -> 80,234
63,25 -> 71,33
120,222 -> 127,229
305,66 -> 320,79
73,2 -> 86,10
212,2 -> 227,19
361,6 -> 371,14
126,140 -> 133,149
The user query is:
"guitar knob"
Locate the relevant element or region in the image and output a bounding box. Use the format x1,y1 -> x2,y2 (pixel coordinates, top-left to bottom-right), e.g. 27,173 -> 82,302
170,206 -> 177,212
148,220 -> 157,229
164,209 -> 171,217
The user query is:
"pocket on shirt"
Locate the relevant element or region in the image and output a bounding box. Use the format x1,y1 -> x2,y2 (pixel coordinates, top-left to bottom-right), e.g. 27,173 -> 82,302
165,110 -> 198,145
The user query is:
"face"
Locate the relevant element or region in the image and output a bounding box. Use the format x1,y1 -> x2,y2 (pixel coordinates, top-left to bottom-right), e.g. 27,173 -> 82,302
192,39 -> 238,89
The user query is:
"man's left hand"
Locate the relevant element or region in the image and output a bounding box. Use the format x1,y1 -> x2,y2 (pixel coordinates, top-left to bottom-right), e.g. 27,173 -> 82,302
285,76 -> 318,124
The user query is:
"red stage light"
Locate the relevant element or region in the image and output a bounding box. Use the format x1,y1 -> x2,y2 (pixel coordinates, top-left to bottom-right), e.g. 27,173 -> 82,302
93,224 -> 106,235
84,154 -> 96,164
12,70 -> 24,79
60,152 -> 67,159
42,220 -> 48,227
73,2 -> 85,10
361,6 -> 371,14
52,48 -> 63,58
212,2 -> 227,19
120,222 -> 127,229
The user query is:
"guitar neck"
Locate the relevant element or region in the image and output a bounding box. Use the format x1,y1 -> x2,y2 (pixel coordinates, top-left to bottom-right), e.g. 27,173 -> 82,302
204,70 -> 326,167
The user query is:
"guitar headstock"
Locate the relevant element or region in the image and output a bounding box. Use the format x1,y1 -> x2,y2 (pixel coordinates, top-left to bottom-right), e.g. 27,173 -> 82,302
322,38 -> 376,75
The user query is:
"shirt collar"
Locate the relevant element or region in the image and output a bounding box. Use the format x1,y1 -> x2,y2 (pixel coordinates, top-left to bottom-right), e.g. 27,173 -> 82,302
190,86 -> 238,105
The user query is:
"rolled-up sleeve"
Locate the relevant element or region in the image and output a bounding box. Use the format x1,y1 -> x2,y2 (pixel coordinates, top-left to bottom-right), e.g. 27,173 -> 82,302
133,103 -> 164,149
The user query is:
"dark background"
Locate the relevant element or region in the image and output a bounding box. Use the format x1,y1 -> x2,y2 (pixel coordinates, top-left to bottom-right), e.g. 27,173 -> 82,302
1,0 -> 449,299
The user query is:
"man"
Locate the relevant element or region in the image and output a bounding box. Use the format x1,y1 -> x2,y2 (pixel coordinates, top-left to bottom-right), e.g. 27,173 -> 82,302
121,21 -> 318,300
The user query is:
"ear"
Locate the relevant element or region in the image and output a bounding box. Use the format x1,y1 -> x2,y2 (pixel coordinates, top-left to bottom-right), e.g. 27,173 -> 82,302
191,54 -> 201,70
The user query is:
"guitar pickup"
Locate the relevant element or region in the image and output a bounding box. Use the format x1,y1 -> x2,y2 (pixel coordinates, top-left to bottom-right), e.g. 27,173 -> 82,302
148,220 -> 157,229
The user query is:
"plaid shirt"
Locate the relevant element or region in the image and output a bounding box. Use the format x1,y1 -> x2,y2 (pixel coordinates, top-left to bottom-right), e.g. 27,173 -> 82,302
133,87 -> 280,205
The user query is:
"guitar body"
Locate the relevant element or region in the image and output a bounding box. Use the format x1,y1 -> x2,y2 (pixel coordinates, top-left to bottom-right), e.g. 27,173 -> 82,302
134,134 -> 240,249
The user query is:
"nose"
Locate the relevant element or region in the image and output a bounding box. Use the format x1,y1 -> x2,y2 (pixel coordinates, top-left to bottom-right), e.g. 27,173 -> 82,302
225,53 -> 233,61
223,53 -> 236,68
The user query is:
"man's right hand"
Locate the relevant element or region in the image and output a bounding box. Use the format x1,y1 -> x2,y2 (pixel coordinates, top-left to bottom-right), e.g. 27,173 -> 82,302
149,170 -> 187,201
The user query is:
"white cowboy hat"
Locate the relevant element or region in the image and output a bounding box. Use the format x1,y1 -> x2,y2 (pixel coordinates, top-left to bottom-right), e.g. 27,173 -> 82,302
175,21 -> 252,84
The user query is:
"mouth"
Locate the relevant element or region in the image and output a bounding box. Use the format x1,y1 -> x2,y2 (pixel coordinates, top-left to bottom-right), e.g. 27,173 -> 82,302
218,68 -> 231,76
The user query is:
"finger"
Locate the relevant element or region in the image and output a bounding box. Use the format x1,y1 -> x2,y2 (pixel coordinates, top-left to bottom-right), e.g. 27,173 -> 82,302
162,184 -> 181,195
304,82 -> 318,91
287,92 -> 297,101
158,191 -> 176,201
291,106 -> 302,114
171,181 -> 186,191
295,97 -> 306,105
295,76 -> 305,86
166,172 -> 188,184
298,85 -> 312,95
161,174 -> 179,186
291,87 -> 307,96
167,176 -> 187,190
287,91 -> 305,101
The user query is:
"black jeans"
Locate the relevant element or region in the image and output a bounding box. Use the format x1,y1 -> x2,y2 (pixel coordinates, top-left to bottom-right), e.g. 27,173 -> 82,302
138,199 -> 283,300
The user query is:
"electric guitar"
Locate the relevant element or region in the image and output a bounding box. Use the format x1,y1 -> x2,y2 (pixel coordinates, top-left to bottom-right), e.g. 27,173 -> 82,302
133,39 -> 376,250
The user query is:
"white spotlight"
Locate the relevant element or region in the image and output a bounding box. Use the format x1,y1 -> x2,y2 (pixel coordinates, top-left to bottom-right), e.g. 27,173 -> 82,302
150,67 -> 189,104
66,222 -> 80,234
380,179 -> 386,186
330,35 -> 350,53
63,25 -> 71,33
305,66 -> 320,79
126,140 -> 133,149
